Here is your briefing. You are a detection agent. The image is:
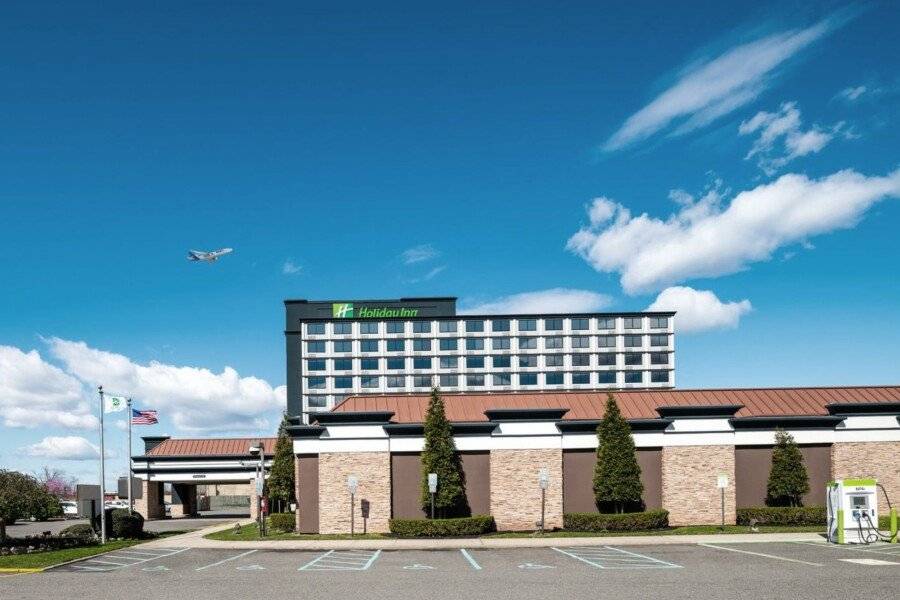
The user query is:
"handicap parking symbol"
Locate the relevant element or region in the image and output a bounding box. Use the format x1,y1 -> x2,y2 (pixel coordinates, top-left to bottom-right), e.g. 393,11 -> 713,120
403,564 -> 435,570
142,566 -> 170,572
237,564 -> 266,571
518,563 -> 555,570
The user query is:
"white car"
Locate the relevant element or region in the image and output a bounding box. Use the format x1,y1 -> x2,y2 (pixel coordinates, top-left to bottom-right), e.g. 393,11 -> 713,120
61,501 -> 78,519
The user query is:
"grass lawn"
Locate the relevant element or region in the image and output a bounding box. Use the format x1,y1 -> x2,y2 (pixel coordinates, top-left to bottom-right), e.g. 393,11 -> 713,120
0,531 -> 189,571
206,523 -> 387,541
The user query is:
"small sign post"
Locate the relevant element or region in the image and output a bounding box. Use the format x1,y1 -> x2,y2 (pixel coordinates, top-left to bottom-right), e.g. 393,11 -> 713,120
347,475 -> 359,536
717,474 -> 729,530
428,473 -> 438,519
538,468 -> 550,534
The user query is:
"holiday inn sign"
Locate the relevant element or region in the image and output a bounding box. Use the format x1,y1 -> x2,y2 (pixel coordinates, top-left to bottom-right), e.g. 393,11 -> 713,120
331,302 -> 420,319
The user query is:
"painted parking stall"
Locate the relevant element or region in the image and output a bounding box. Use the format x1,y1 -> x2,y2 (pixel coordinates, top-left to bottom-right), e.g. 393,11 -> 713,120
299,550 -> 382,571
553,546 -> 682,569
53,547 -> 189,572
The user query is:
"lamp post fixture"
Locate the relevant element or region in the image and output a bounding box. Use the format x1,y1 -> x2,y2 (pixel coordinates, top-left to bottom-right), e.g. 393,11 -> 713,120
538,468 -> 550,534
347,475 -> 359,536
249,442 -> 265,536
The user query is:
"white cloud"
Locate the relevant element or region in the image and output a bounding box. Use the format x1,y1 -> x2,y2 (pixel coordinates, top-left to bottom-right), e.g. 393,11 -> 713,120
647,287 -> 752,333
838,85 -> 867,101
22,436 -> 112,461
401,244 -> 439,264
567,168 -> 900,294
460,288 -> 613,315
0,345 -> 97,429
46,338 -> 285,433
739,102 -> 844,174
281,259 -> 302,275
604,16 -> 839,151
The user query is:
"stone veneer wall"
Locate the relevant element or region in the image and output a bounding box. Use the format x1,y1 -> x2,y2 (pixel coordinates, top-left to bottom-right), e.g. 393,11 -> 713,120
662,445 -> 736,526
832,441 -> 900,515
318,452 -> 391,534
134,480 -> 164,520
490,448 -> 563,531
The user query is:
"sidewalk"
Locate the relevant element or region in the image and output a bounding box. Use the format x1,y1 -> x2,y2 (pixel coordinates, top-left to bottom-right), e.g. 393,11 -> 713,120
139,521 -> 826,550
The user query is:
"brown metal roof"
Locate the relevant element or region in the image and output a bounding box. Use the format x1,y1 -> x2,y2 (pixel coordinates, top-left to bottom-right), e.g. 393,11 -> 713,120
147,437 -> 277,457
331,386 -> 900,423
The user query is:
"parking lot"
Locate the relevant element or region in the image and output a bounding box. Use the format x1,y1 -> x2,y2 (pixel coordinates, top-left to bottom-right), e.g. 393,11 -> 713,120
2,541 -> 898,599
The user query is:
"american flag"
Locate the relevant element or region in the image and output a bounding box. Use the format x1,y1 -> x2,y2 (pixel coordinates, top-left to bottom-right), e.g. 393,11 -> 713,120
131,408 -> 158,425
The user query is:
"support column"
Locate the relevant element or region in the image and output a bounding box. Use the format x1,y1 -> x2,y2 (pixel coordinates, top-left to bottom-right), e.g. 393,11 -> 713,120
662,445 -> 736,526
134,480 -> 164,520
249,479 -> 259,521
294,454 -> 301,533
490,448 -> 563,531
170,483 -> 196,518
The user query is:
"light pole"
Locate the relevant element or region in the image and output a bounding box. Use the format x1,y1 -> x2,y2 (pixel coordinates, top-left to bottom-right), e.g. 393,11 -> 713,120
538,468 -> 550,534
428,473 -> 438,519
249,442 -> 264,536
347,475 -> 359,536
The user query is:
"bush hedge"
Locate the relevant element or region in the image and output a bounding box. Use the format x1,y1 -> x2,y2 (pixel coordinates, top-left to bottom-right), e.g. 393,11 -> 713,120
60,523 -> 96,539
389,515 -> 495,537
736,506 -> 826,526
111,509 -> 145,538
564,510 -> 669,532
1,534 -> 97,554
268,512 -> 296,533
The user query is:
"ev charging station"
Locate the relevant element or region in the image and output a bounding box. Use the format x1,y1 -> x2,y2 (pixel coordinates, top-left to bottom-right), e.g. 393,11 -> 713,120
827,479 -> 898,544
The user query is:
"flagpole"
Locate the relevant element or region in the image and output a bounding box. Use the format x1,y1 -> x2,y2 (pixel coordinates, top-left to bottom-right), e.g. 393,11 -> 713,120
98,386 -> 107,544
127,398 -> 133,515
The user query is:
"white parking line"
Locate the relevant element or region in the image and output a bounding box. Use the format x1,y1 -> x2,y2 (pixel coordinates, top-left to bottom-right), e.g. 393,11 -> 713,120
195,550 -> 259,571
605,546 -> 681,568
460,549 -> 482,570
298,550 -> 335,571
87,560 -> 131,566
699,543 -> 823,567
552,546 -> 681,570
791,541 -> 900,558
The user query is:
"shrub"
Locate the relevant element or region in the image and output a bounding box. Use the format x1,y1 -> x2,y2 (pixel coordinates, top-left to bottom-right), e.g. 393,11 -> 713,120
736,506 -> 825,526
31,494 -> 63,522
268,512 -> 295,533
60,523 -> 95,539
420,387 -> 467,517
389,515 -> 495,537
1,534 -> 97,552
594,394 -> 643,513
564,510 -> 669,532
267,415 -> 295,505
766,429 -> 810,506
110,509 -> 144,538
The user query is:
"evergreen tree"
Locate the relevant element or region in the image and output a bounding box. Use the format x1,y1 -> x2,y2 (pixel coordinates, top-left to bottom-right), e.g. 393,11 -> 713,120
266,414 -> 296,512
766,429 -> 810,507
593,394 -> 643,513
420,387 -> 467,517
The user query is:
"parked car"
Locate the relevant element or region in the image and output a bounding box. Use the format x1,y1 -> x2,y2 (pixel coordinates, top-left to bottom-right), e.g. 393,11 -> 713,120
61,501 -> 78,519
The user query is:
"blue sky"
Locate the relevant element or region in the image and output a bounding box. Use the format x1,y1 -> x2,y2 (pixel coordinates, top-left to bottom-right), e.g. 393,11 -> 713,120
1,1 -> 898,485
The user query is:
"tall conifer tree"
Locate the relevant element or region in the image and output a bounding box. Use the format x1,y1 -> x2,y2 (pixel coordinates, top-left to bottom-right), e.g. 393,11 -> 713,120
420,387 -> 467,517
593,394 -> 643,513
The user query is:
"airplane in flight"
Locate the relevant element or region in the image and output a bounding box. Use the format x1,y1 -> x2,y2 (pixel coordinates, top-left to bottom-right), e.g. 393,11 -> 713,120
187,248 -> 233,263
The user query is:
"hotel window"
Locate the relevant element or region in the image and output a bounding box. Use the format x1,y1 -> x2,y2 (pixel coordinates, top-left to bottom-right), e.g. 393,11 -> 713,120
333,322 -> 352,335
333,340 -> 352,353
466,338 -> 485,351
307,395 -> 328,409
333,358 -> 352,371
439,374 -> 458,387
545,372 -> 563,385
624,371 -> 644,384
413,357 -> 432,369
387,357 -> 405,370
466,374 -> 485,386
651,370 -> 670,383
361,375 -> 380,388
492,355 -> 511,368
386,321 -> 404,334
439,356 -> 458,369
492,319 -> 510,332
306,341 -> 325,353
493,373 -> 511,386
650,334 -> 669,347
518,355 -> 537,368
360,358 -> 379,371
597,353 -> 616,366
572,354 -> 591,367
306,323 -> 325,335
466,320 -> 484,333
413,339 -> 432,351
597,317 -> 615,330
519,319 -> 537,331
360,339 -> 379,352
519,373 -> 538,385
545,354 -> 564,367
306,359 -> 326,371
439,321 -> 458,333
544,336 -> 564,349
413,375 -> 431,388
598,335 -> 616,348
571,336 -> 590,349
624,352 -> 643,366
412,321 -> 431,333
386,375 -> 405,388
333,376 -> 353,389
571,318 -> 589,331
519,337 -> 538,350
440,338 -> 458,351
467,356 -> 485,369
545,318 -> 563,331
650,353 -> 669,365
307,376 -> 326,389
650,316 -> 669,329
598,371 -> 616,384
572,372 -> 590,385
360,322 -> 379,334
623,335 -> 643,348
387,339 -> 405,352
492,338 -> 511,350
623,317 -> 643,329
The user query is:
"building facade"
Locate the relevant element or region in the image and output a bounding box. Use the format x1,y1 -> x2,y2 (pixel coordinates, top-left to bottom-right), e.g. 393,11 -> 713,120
285,297 -> 676,419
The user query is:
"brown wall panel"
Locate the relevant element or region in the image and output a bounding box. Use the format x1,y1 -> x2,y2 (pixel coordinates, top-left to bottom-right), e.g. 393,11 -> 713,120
297,454 -> 319,533
391,451 -> 491,518
735,444 -> 831,507
461,451 -> 491,516
562,448 -> 662,513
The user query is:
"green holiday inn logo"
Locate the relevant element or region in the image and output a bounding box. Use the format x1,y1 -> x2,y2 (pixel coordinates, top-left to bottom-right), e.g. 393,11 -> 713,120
331,302 -> 419,319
